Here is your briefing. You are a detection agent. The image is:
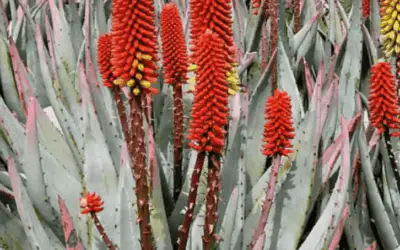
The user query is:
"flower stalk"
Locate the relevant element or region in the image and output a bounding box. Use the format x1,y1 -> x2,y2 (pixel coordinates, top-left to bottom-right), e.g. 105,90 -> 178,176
177,152 -> 206,250
160,3 -> 189,201
129,94 -> 154,250
80,193 -> 115,250
202,153 -> 222,250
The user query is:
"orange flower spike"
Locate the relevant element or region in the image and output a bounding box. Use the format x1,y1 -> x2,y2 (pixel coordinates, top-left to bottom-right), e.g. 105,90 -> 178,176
368,61 -> 400,136
97,34 -> 114,88
161,3 -> 188,85
187,31 -> 230,154
262,90 -> 295,157
189,0 -> 234,57
79,192 -> 104,215
110,0 -> 158,95
362,0 -> 370,18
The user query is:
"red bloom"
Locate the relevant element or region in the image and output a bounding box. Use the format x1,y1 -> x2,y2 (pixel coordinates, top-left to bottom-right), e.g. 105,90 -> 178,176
79,192 -> 104,214
252,0 -> 262,14
161,3 -> 188,85
187,31 -> 230,154
97,34 -> 114,88
189,0 -> 235,60
362,0 -> 370,18
110,0 -> 158,94
262,90 -> 295,156
369,61 -> 400,136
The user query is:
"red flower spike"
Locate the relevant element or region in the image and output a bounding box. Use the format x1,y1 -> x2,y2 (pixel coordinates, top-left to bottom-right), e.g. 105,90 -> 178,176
368,61 -> 400,136
161,3 -> 188,85
189,0 -> 234,60
262,90 -> 295,157
79,192 -> 104,214
97,34 -> 114,88
110,0 -> 158,94
187,31 -> 230,154
362,0 -> 370,18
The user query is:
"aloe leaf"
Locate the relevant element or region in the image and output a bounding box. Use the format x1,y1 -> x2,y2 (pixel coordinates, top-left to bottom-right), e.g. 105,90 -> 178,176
155,87 -> 173,155
44,16 -> 81,123
381,139 -> 400,231
358,124 -> 399,249
219,187 -> 239,250
0,36 -> 24,120
58,196 -> 85,250
8,157 -> 64,249
80,62 -> 118,246
337,0 -> 362,122
277,40 -> 304,125
145,100 -> 173,249
48,0 -> 76,72
65,0 -> 83,54
0,201 -> 31,250
35,24 -> 83,161
298,116 -> 351,249
23,97 -> 59,228
0,0 -> 8,36
292,6 -> 319,65
114,160 -> 140,250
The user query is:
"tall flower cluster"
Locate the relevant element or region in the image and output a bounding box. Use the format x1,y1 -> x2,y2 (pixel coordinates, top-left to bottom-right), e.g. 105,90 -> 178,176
161,3 -> 189,201
110,0 -> 158,95
187,30 -> 230,154
97,34 -> 114,88
380,0 -> 400,57
161,3 -> 188,85
363,0 -> 370,18
189,0 -> 240,95
368,61 -> 400,136
262,89 -> 295,156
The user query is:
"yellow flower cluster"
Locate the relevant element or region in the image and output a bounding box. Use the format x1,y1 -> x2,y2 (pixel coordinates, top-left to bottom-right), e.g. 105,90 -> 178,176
381,0 -> 400,57
187,63 -> 241,95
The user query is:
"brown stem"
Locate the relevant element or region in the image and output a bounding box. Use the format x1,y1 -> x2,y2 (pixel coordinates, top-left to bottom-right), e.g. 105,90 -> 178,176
113,87 -> 129,143
129,94 -> 154,250
173,84 -> 184,201
90,212 -> 116,250
202,153 -> 222,250
248,155 -> 281,249
293,0 -> 301,33
270,0 -> 278,92
178,152 -> 206,250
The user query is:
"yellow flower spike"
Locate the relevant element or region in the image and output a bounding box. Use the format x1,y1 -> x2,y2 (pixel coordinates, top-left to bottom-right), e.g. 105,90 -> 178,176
386,7 -> 394,15
113,78 -> 125,85
140,80 -> 151,88
393,10 -> 399,19
226,71 -> 232,77
395,21 -> 400,31
138,64 -> 145,71
188,77 -> 196,85
228,88 -> 236,95
188,64 -> 197,71
133,87 -> 140,95
136,73 -> 143,81
127,79 -> 135,87
141,54 -> 152,61
132,59 -> 139,68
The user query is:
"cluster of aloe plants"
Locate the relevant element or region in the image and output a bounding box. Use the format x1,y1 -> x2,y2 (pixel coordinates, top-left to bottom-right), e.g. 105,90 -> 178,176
0,0 -> 400,249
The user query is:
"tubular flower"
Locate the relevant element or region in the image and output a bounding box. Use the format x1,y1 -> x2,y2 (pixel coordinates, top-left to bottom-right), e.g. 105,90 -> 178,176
79,192 -> 104,214
97,34 -> 114,88
262,90 -> 295,156
189,0 -> 241,95
363,0 -> 370,18
368,61 -> 400,136
110,0 -> 159,95
380,0 -> 400,57
187,31 -> 230,154
161,3 -> 188,85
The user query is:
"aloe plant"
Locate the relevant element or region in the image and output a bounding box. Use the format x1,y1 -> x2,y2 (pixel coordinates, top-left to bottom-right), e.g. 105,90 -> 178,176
1,0 -> 400,250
